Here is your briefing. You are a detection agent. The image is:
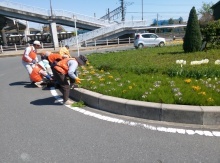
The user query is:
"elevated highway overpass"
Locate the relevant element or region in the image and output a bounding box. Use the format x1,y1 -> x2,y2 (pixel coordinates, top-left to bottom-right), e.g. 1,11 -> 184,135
0,0 -> 147,48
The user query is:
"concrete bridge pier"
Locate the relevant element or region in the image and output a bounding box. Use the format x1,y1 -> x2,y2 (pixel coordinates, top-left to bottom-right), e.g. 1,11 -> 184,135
0,16 -> 7,45
1,28 -> 7,45
49,20 -> 59,49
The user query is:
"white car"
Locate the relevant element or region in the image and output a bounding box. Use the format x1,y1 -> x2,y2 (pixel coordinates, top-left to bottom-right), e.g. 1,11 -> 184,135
134,33 -> 166,49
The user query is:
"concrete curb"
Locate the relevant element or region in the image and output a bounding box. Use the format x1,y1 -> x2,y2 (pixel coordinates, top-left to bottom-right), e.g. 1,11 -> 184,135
70,88 -> 220,125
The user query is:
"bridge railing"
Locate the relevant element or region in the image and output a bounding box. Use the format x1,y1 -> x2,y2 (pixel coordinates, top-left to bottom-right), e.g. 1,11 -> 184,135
62,20 -> 147,46
0,0 -> 111,26
52,10 -> 110,26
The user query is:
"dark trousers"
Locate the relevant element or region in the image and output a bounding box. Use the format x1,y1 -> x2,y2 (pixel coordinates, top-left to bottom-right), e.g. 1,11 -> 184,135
53,70 -> 70,103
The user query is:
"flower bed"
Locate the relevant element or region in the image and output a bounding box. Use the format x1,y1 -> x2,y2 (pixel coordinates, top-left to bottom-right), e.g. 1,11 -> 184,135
78,45 -> 220,106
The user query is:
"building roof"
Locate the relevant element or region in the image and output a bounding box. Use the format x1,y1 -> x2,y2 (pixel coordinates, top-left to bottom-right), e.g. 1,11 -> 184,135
211,0 -> 220,9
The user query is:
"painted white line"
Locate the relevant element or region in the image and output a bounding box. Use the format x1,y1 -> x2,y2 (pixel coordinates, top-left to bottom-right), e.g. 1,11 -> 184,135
50,87 -> 220,137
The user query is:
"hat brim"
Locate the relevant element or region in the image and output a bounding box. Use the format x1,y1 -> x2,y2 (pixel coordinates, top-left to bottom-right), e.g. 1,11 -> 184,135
38,62 -> 46,71
75,57 -> 86,65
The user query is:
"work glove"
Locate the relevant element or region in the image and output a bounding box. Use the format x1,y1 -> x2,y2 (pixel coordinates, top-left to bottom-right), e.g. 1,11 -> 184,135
75,77 -> 81,84
45,75 -> 52,80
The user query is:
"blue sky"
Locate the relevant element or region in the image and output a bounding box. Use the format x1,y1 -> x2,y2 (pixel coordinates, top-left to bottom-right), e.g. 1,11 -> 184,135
7,0 -> 219,31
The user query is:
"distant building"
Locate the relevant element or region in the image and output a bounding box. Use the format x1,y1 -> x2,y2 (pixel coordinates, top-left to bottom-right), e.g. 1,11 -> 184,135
211,1 -> 220,20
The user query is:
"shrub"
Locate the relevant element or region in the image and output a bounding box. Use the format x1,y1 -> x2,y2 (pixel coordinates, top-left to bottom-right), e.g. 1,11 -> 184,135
183,7 -> 202,52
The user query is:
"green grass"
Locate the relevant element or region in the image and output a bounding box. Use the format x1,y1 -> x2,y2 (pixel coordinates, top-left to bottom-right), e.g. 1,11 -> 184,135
78,45 -> 220,106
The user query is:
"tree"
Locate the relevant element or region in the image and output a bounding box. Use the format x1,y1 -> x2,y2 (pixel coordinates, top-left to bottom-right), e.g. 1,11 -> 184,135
198,2 -> 213,17
198,2 -> 214,25
168,18 -> 174,24
183,7 -> 202,53
178,17 -> 183,24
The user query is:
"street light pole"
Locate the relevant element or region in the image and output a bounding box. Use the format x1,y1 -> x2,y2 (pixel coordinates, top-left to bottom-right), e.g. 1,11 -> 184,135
50,0 -> 53,16
73,15 -> 79,57
142,0 -> 143,21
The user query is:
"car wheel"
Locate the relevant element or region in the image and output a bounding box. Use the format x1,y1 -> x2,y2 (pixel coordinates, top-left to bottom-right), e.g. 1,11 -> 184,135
159,42 -> 165,47
138,43 -> 144,49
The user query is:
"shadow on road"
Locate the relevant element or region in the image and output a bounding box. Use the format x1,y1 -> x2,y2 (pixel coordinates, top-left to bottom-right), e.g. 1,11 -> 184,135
9,81 -> 31,86
30,96 -> 62,106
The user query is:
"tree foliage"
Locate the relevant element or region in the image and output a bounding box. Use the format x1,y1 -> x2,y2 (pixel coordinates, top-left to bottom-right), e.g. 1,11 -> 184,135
198,2 -> 214,26
198,2 -> 213,16
168,18 -> 174,24
183,7 -> 202,53
201,20 -> 220,48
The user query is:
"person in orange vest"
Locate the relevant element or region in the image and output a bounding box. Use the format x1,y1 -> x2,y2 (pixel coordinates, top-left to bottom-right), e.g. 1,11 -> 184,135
53,55 -> 88,105
41,51 -> 63,67
30,61 -> 53,88
22,40 -> 41,83
59,45 -> 71,58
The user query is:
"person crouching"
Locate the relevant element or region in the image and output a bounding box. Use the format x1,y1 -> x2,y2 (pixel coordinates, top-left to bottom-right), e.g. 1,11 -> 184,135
53,55 -> 88,105
30,61 -> 53,88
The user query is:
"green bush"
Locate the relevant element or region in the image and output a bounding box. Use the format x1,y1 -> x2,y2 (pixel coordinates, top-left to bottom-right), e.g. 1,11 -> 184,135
183,7 -> 202,52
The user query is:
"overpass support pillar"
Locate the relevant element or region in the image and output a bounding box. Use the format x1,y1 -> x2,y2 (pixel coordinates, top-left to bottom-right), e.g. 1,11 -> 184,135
49,21 -> 59,49
1,28 -> 7,45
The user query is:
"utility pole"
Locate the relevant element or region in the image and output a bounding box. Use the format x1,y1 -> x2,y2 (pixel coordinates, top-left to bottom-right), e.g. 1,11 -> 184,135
120,0 -> 125,21
157,13 -> 158,26
142,0 -> 143,21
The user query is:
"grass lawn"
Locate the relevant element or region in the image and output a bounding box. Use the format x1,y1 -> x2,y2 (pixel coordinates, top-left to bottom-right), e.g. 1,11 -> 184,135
78,45 -> 220,106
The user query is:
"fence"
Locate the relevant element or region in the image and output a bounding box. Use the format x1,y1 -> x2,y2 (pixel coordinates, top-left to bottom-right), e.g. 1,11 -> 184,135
0,37 -> 183,53
0,43 -> 56,53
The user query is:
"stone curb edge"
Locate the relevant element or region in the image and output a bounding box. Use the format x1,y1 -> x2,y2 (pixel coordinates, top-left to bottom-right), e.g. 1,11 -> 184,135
70,88 -> 220,125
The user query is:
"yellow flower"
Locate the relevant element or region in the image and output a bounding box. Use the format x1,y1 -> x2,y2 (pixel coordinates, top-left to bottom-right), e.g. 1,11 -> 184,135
122,90 -> 127,93
108,75 -> 113,79
198,92 -> 206,96
184,79 -> 191,84
207,97 -> 214,102
100,69 -> 104,73
81,66 -> 87,70
128,86 -> 132,89
90,71 -> 95,74
99,78 -> 105,82
90,81 -> 95,84
192,85 -> 201,91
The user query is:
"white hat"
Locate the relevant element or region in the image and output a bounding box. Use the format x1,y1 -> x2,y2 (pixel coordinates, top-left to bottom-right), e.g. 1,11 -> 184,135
42,59 -> 50,68
33,40 -> 41,46
38,61 -> 46,71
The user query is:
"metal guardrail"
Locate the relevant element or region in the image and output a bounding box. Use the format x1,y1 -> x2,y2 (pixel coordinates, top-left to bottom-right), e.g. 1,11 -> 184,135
0,37 -> 184,54
62,21 -> 147,46
0,43 -> 56,53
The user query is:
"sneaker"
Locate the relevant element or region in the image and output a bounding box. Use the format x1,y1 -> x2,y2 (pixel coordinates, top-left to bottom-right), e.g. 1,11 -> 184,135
63,100 -> 74,105
70,83 -> 78,89
34,81 -> 43,88
70,83 -> 74,89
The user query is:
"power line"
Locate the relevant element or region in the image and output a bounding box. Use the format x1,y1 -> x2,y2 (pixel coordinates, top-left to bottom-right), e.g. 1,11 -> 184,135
127,12 -> 189,14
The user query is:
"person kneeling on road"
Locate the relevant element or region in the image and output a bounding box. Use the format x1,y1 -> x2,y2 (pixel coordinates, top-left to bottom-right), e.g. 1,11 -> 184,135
53,55 -> 88,105
30,61 -> 53,88
22,40 -> 41,83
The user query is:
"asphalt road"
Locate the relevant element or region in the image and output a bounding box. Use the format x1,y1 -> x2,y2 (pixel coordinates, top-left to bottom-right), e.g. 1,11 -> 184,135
0,54 -> 220,163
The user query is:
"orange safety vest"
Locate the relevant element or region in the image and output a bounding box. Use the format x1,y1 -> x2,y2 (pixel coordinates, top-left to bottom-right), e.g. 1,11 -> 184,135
22,46 -> 37,63
48,53 -> 63,64
30,65 -> 43,82
54,58 -> 76,75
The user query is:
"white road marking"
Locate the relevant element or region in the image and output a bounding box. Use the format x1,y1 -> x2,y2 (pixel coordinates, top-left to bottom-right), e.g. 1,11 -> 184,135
50,87 -> 220,137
